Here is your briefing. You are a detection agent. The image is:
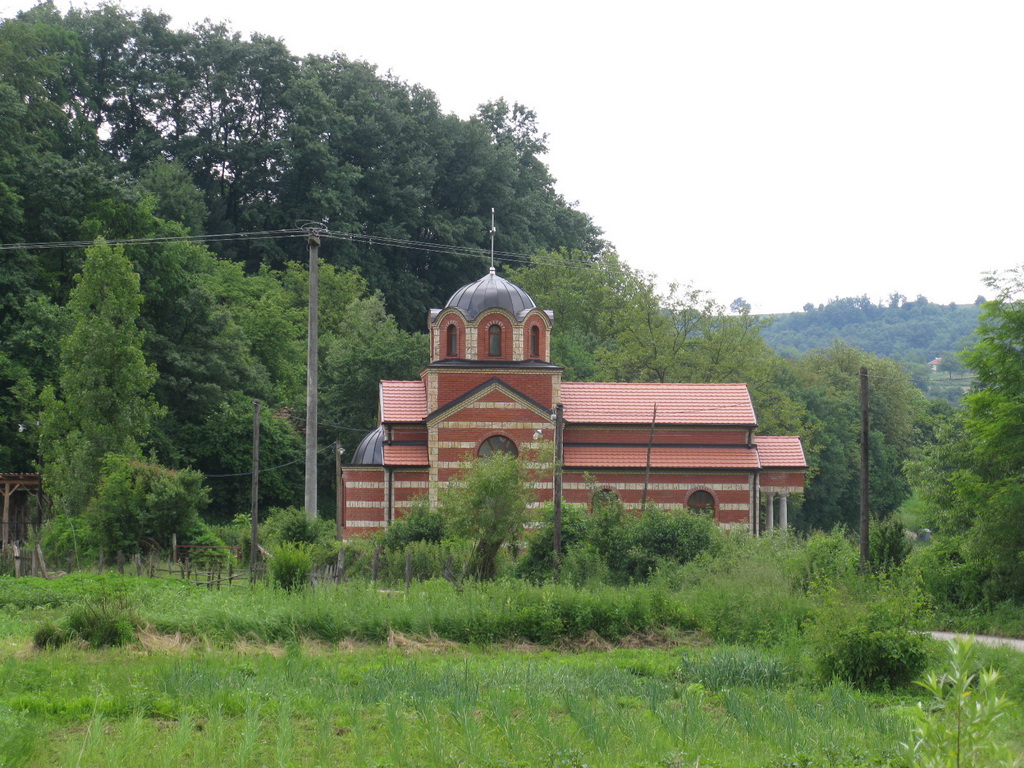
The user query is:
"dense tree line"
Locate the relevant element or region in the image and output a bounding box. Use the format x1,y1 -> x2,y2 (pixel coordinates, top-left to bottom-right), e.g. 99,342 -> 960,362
761,294 -> 982,366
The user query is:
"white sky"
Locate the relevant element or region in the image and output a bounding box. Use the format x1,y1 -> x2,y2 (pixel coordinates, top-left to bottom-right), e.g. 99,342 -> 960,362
6,0 -> 1024,313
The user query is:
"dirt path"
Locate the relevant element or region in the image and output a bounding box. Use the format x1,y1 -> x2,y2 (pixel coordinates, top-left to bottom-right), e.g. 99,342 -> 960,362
930,631 -> 1024,652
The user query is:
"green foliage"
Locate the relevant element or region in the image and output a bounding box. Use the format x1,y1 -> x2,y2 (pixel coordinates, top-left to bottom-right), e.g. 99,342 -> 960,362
904,638 -> 1022,768
869,516 -> 912,573
39,240 -> 162,517
441,452 -> 536,580
516,502 -> 591,582
907,267 -> 1024,604
261,506 -> 338,566
36,585 -> 141,649
39,513 -> 99,566
377,497 -> 446,551
86,453 -> 209,557
268,542 -> 313,591
762,295 -> 981,370
790,528 -> 859,591
806,581 -> 929,690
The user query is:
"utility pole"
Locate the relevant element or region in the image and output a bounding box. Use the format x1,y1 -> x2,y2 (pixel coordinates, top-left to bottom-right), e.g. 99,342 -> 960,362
859,366 -> 870,572
552,403 -> 564,580
304,228 -> 321,518
250,399 -> 260,569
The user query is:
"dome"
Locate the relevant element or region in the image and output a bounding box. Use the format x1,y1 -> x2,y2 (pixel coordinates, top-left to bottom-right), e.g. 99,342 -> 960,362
444,267 -> 536,321
350,426 -> 384,465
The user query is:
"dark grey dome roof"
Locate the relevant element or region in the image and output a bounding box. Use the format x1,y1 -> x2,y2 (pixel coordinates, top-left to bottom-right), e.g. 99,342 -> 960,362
444,267 -> 536,321
350,426 -> 383,465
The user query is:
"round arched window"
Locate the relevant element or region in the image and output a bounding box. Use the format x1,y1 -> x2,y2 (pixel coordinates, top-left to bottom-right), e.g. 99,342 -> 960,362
488,324 -> 502,356
478,435 -> 517,457
446,324 -> 459,357
687,490 -> 715,515
530,325 -> 540,357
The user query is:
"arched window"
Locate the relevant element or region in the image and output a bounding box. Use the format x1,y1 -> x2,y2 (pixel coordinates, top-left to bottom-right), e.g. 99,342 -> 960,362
488,324 -> 502,356
687,490 -> 715,515
446,324 -> 459,357
478,435 -> 517,457
530,325 -> 540,357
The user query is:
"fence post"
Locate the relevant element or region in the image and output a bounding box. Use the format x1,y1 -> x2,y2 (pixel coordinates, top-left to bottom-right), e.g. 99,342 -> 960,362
171,533 -> 177,563
134,553 -> 142,576
405,550 -> 412,592
13,544 -> 22,577
97,551 -> 104,573
371,546 -> 380,582
116,550 -> 125,575
30,545 -> 38,577
34,544 -> 48,579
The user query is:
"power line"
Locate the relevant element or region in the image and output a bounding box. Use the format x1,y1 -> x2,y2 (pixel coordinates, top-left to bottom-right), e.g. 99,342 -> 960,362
0,228 -> 307,252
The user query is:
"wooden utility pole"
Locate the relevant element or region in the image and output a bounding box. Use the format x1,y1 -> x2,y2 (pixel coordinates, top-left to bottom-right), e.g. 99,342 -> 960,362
335,439 -> 344,541
250,400 -> 260,570
304,229 -> 321,518
641,405 -> 657,507
859,366 -> 870,572
552,403 -> 564,579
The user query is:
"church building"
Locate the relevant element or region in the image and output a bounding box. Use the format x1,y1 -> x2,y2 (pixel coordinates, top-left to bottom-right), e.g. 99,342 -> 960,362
341,268 -> 806,537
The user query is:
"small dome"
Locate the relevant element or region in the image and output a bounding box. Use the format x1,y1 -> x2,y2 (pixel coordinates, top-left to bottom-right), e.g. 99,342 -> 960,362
350,426 -> 384,465
444,267 -> 536,321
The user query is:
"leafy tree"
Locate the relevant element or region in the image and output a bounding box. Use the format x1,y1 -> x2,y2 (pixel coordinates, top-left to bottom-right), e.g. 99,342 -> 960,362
441,453 -> 536,580
40,240 -> 162,516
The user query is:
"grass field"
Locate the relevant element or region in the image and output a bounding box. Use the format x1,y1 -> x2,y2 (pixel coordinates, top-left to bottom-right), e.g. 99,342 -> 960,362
2,575 -> 1022,767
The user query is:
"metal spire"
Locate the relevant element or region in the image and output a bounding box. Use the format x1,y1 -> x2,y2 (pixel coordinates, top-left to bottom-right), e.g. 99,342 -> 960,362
489,207 -> 496,273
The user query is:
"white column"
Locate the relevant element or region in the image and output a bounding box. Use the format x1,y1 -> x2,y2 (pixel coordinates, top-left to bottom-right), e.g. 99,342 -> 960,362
780,493 -> 789,531
765,492 -> 775,532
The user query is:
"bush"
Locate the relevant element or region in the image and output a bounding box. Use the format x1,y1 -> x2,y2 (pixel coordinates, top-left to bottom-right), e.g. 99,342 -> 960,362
869,515 -> 912,573
806,580 -> 929,689
906,534 -> 987,610
262,507 -> 339,566
32,621 -> 70,649
516,503 -> 591,582
39,514 -> 99,568
788,528 -> 858,592
377,498 -> 446,551
87,454 -> 209,556
268,542 -> 312,590
182,521 -> 233,568
612,506 -> 723,584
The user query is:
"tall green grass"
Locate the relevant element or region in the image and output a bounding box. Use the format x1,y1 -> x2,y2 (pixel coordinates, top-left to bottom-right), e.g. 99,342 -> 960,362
4,646 -> 920,767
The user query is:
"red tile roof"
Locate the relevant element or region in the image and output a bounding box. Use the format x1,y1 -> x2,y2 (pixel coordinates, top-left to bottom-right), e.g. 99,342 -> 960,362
381,381 -> 427,422
560,382 -> 756,425
383,445 -> 429,466
564,445 -> 760,469
754,436 -> 807,468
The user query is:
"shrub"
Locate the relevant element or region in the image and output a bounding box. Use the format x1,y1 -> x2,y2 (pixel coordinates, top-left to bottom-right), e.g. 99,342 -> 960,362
516,503 -> 591,582
788,528 -> 858,592
182,521 -> 233,568
87,454 -> 209,556
377,497 -> 446,551
268,542 -> 312,590
262,507 -> 338,566
561,543 -> 610,588
612,506 -> 723,584
39,514 -> 99,568
869,515 -> 912,573
806,580 -> 929,689
905,534 -> 987,610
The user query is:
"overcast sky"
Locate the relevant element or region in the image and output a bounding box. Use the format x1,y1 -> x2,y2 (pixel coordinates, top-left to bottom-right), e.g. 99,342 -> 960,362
6,0 -> 1023,313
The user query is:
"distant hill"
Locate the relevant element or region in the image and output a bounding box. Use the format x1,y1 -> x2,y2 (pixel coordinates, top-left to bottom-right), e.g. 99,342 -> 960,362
760,295 -> 982,364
